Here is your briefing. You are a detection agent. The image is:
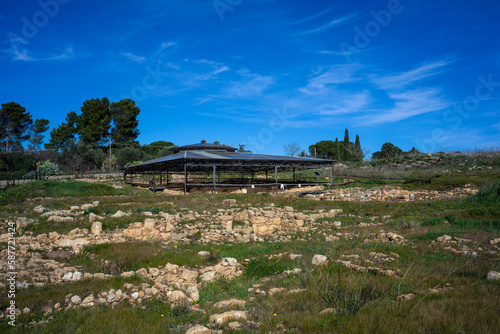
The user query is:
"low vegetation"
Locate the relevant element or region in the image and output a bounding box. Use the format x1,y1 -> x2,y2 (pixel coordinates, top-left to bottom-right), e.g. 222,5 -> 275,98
0,158 -> 499,333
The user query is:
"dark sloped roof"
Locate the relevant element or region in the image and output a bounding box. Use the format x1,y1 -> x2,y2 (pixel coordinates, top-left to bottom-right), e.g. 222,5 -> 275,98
172,142 -> 236,153
124,150 -> 335,173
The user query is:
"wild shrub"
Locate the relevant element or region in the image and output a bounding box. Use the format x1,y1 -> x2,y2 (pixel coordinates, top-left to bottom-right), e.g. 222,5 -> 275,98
316,263 -> 384,316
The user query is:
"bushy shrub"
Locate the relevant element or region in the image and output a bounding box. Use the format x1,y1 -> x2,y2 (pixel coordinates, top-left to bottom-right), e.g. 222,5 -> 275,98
38,159 -> 61,176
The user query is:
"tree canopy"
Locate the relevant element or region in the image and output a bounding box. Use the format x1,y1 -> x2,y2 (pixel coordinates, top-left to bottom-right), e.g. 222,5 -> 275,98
0,102 -> 33,152
78,97 -> 112,147
372,142 -> 404,160
111,99 -> 141,144
28,118 -> 50,151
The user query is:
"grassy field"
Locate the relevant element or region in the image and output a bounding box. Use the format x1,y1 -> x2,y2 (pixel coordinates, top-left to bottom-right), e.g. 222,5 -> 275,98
0,161 -> 499,333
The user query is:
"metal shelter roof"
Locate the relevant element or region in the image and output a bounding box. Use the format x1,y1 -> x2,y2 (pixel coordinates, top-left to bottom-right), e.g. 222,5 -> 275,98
124,150 -> 335,174
172,142 -> 237,153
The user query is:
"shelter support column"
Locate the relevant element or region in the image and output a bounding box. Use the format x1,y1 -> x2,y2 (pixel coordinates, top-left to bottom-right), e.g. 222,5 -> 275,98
184,163 -> 187,195
275,164 -> 278,196
331,163 -> 334,188
213,163 -> 216,194
293,168 -> 295,183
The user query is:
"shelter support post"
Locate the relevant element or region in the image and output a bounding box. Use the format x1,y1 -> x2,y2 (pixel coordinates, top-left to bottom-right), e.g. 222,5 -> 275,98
184,163 -> 187,195
275,164 -> 278,196
213,163 -> 216,194
331,163 -> 334,188
293,168 -> 295,183
152,171 -> 155,191
167,170 -> 169,186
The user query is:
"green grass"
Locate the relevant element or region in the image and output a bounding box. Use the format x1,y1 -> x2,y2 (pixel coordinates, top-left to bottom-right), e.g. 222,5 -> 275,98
0,181 -> 122,205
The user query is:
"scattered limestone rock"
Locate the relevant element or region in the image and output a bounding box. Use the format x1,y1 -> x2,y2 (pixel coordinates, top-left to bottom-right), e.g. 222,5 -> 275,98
213,299 -> 246,309
397,293 -> 416,301
319,308 -> 338,316
268,288 -> 287,296
70,295 -> 81,305
48,216 -> 74,223
487,271 -> 500,280
209,310 -> 247,326
187,286 -> 200,302
111,210 -> 126,218
168,290 -> 189,306
91,222 -> 102,236
34,205 -> 45,213
186,325 -> 219,334
312,254 -> 328,266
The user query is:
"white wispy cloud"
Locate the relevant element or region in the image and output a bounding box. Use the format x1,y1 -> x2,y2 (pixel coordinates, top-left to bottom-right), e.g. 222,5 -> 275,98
298,13 -> 358,35
371,59 -> 453,89
300,64 -> 361,95
9,44 -> 74,62
316,91 -> 370,115
121,52 -> 146,63
154,41 -> 176,55
289,6 -> 334,25
360,89 -> 450,125
225,72 -> 275,98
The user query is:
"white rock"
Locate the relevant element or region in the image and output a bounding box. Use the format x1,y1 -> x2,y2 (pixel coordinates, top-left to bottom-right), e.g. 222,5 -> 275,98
33,205 -> 45,213
131,292 -> 139,300
91,221 -> 102,236
62,272 -> 73,281
186,325 -> 216,334
487,271 -> 500,280
312,254 -> 328,266
71,295 -> 81,305
72,271 -> 82,281
223,257 -> 238,266
197,251 -> 210,258
201,271 -> 216,282
209,311 -> 247,325
111,210 -> 126,218
186,286 -> 200,302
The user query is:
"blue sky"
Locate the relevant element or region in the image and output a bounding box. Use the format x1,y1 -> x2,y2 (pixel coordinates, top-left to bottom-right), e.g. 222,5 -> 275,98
1,0 -> 499,157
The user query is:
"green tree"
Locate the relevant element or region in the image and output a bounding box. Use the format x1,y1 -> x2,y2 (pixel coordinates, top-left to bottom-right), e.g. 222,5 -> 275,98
353,134 -> 364,162
116,146 -> 147,168
343,128 -> 350,161
78,97 -> 112,147
144,141 -> 175,158
28,118 -> 50,151
372,142 -> 403,160
334,137 -> 341,161
45,111 -> 79,151
309,140 -> 335,159
238,144 -> 252,153
110,99 -> 140,144
0,102 -> 33,152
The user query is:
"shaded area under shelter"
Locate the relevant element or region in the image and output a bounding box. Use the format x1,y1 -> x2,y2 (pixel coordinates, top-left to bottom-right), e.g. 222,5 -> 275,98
123,142 -> 336,194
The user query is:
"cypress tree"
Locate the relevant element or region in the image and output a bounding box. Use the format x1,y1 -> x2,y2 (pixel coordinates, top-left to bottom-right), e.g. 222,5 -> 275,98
343,128 -> 350,161
334,137 -> 341,161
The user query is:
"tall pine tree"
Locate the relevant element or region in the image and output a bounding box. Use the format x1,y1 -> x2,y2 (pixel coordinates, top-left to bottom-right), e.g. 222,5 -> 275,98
110,99 -> 140,144
0,102 -> 33,152
45,111 -> 79,151
28,118 -> 50,151
78,97 -> 112,147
